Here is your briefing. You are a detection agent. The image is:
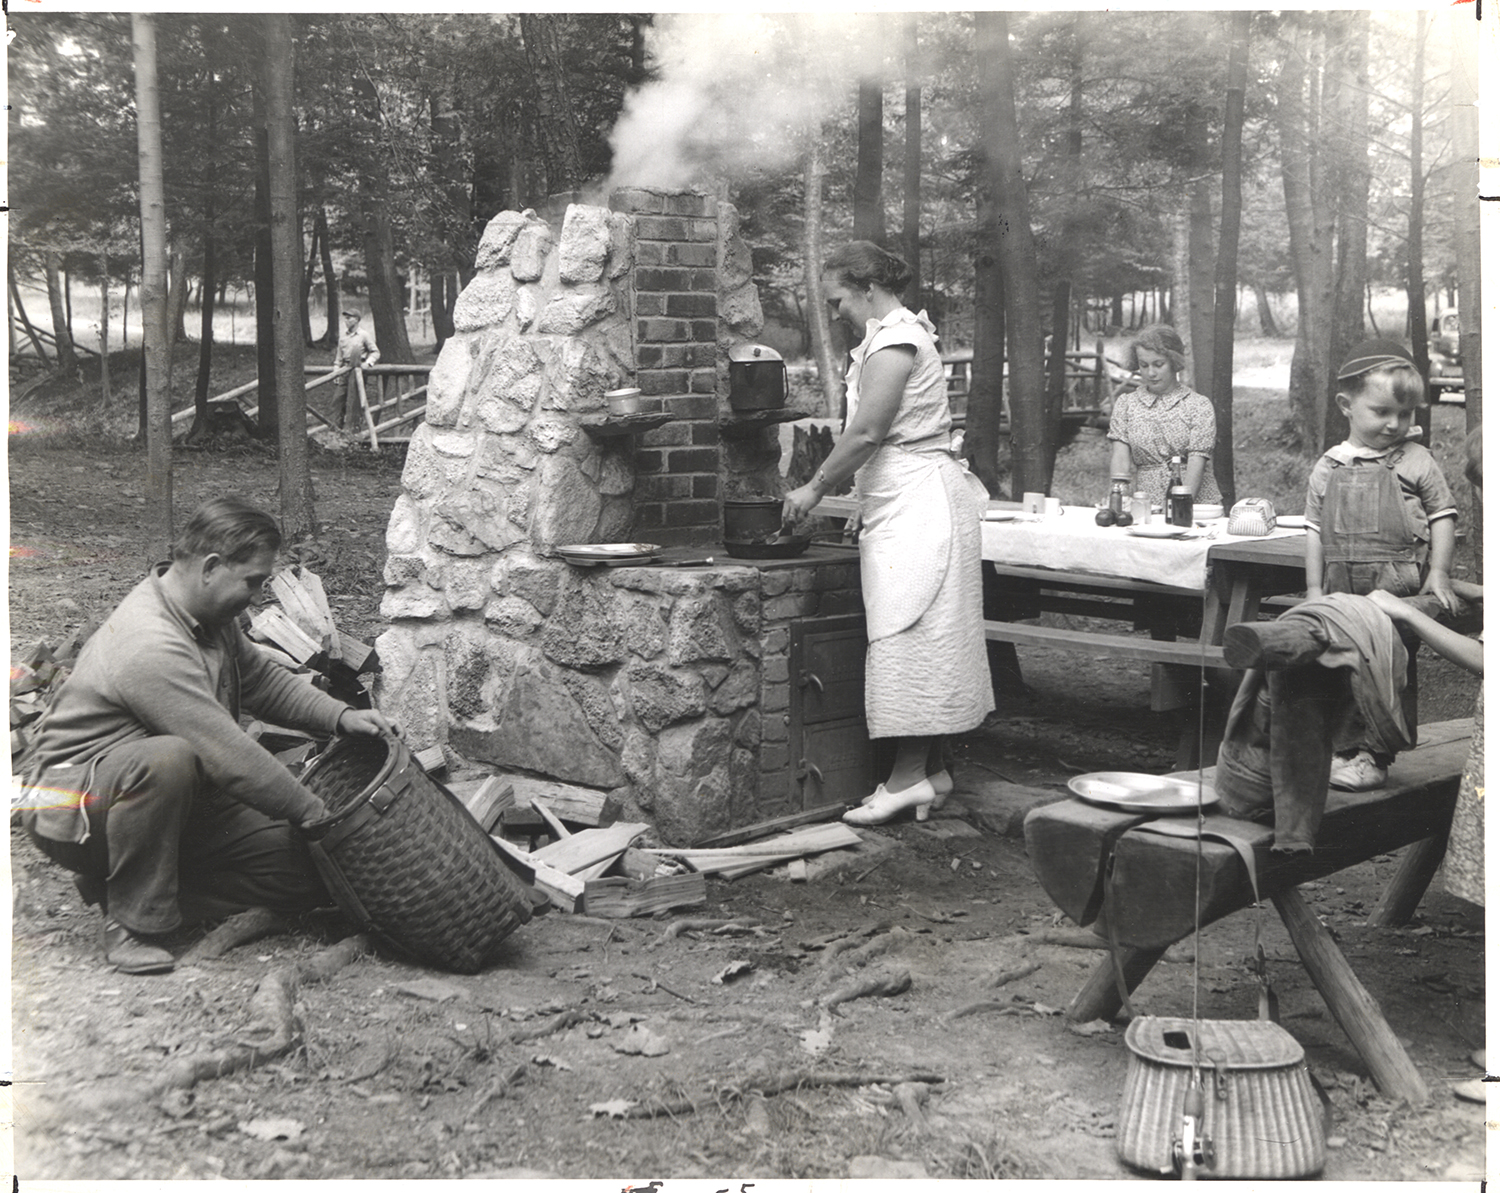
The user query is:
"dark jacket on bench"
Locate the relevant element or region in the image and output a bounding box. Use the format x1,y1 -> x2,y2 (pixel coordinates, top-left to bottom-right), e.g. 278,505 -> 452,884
1216,594 -> 1414,853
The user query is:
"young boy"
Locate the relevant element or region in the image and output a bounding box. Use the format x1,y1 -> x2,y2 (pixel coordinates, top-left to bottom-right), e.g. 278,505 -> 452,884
1304,338 -> 1459,790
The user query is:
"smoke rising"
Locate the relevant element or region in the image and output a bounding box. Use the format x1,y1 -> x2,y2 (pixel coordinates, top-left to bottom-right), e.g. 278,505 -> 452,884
606,13 -> 873,192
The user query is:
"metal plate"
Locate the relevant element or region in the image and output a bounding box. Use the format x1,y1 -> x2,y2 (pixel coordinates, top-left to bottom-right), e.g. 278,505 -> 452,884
1126,524 -> 1191,539
1067,771 -> 1218,813
557,543 -> 661,566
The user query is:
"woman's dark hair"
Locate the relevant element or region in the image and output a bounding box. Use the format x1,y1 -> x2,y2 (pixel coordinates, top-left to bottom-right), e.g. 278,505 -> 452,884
171,496 -> 282,563
1464,424 -> 1482,488
1127,324 -> 1187,374
823,241 -> 912,296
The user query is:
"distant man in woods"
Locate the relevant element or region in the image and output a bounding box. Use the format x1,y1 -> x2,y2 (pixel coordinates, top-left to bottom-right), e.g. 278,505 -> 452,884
332,307 -> 380,430
16,497 -> 398,975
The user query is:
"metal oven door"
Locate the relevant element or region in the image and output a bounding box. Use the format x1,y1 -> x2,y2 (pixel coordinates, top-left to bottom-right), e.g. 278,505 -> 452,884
788,614 -> 881,809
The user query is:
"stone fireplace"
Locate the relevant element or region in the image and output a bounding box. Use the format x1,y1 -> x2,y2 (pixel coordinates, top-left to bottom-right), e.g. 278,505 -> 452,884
374,188 -> 870,845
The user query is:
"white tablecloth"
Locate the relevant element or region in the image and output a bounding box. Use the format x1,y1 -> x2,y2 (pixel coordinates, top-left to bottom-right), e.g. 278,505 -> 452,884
980,505 -> 1305,591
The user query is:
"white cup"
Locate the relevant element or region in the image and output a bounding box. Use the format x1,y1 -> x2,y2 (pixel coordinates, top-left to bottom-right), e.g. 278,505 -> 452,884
1022,491 -> 1045,515
1043,497 -> 1063,517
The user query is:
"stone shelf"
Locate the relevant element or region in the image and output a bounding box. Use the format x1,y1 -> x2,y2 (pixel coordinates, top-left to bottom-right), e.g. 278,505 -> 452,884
718,407 -> 809,437
578,410 -> 677,439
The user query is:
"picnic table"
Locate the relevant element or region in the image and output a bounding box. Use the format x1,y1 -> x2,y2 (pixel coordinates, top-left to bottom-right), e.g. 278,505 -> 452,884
1022,717 -> 1473,1105
978,505 -> 1308,765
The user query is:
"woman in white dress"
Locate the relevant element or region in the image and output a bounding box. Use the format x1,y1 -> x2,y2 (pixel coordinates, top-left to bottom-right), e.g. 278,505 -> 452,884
783,242 -> 993,825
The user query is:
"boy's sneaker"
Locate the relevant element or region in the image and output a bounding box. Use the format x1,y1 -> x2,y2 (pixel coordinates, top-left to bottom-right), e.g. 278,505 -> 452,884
1328,751 -> 1388,791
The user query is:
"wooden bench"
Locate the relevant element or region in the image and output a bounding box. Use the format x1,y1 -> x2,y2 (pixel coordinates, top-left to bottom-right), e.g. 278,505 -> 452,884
984,619 -> 1228,669
1023,717 -> 1472,1105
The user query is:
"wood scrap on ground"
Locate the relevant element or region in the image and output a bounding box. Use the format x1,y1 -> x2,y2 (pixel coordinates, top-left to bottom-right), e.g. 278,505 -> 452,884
821,966 -> 912,1014
450,776 -> 513,834
637,822 -> 862,878
584,872 -> 706,918
942,999 -> 1028,1023
692,801 -> 847,849
660,916 -> 761,941
987,959 -> 1043,988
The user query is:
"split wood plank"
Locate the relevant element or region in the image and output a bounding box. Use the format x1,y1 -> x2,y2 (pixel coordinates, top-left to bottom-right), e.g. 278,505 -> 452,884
269,567 -> 339,659
335,632 -> 375,674
693,801 -> 847,849
514,781 -> 615,827
490,836 -> 584,912
531,798 -> 573,839
530,821 -> 650,876
584,873 -> 707,918
248,606 -> 323,664
639,822 -> 863,878
413,744 -> 447,774
461,777 -> 515,834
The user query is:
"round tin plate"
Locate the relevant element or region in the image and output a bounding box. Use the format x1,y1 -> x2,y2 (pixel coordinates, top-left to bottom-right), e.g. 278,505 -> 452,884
1067,771 -> 1218,813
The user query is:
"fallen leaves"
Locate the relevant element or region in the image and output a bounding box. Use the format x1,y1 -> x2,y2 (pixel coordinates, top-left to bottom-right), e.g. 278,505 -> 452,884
238,1118 -> 304,1143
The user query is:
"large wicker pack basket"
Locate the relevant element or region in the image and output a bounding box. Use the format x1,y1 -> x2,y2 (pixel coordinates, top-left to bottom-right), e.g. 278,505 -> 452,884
1118,1016 -> 1325,1179
299,735 -> 534,973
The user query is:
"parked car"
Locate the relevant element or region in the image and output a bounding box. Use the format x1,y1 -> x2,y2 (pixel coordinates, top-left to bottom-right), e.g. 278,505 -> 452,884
1430,308 -> 1462,377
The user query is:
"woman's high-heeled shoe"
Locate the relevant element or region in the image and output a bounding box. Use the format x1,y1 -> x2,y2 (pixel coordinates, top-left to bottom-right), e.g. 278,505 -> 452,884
844,777 -> 938,826
862,769 -> 952,810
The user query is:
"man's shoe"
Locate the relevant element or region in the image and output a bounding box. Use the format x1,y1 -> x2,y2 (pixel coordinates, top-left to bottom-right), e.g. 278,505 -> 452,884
1328,751 -> 1388,792
102,918 -> 175,975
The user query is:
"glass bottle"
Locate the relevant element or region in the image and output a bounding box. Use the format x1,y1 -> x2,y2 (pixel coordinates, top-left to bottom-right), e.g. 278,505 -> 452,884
1167,456 -> 1193,527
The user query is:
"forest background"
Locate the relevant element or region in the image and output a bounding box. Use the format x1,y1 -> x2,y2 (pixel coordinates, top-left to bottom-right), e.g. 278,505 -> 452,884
6,9 -> 1486,545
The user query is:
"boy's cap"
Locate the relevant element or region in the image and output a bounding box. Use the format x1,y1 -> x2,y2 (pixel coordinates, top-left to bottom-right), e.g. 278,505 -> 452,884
1337,338 -> 1417,380
343,309 -> 361,319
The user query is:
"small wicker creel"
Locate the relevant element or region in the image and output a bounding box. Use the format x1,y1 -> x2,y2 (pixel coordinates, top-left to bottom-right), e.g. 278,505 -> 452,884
299,735 -> 534,973
1118,1015 -> 1326,1179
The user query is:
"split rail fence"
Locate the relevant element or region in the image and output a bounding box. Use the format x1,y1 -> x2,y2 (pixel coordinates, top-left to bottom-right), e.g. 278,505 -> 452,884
169,364 -> 432,450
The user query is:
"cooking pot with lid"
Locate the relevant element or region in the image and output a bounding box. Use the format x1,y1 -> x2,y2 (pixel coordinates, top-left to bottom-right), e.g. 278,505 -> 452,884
728,344 -> 789,411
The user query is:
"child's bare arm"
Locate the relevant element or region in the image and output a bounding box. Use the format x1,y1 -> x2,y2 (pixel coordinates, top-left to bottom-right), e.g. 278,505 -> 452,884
1304,531 -> 1324,600
1421,515 -> 1458,612
1366,589 -> 1482,674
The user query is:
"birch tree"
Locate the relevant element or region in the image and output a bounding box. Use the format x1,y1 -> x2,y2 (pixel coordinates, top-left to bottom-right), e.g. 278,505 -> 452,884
133,13 -> 173,557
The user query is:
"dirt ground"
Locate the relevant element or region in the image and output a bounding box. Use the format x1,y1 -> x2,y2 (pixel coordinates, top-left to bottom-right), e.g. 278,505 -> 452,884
7,431 -> 1485,1182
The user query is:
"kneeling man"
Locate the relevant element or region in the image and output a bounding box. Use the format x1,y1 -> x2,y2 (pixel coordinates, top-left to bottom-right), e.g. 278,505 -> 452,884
17,497 -> 397,974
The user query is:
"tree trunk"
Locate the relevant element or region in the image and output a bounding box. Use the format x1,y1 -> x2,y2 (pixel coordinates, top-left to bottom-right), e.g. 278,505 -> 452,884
11,263 -> 50,364
1043,281 -> 1070,458
853,59 -> 886,244
973,12 -> 1046,498
193,228 -> 215,421
264,14 -> 315,540
1449,5 -> 1482,571
430,80 -> 472,352
901,14 -> 922,309
165,239 -> 191,402
431,271 -> 456,350
98,248 -> 112,411
362,197 -> 413,364
1186,99 -> 1216,394
1325,10 -> 1371,451
253,98 -> 279,441
315,207 -> 338,345
300,213 -> 318,347
803,126 -> 844,418
44,251 -> 78,373
1169,204 -> 1191,353
1254,283 -> 1282,337
1276,13 -> 1335,452
966,200 -> 1005,498
1210,10 -> 1251,507
133,13 -> 173,558
519,13 -> 586,195
350,73 -> 414,364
